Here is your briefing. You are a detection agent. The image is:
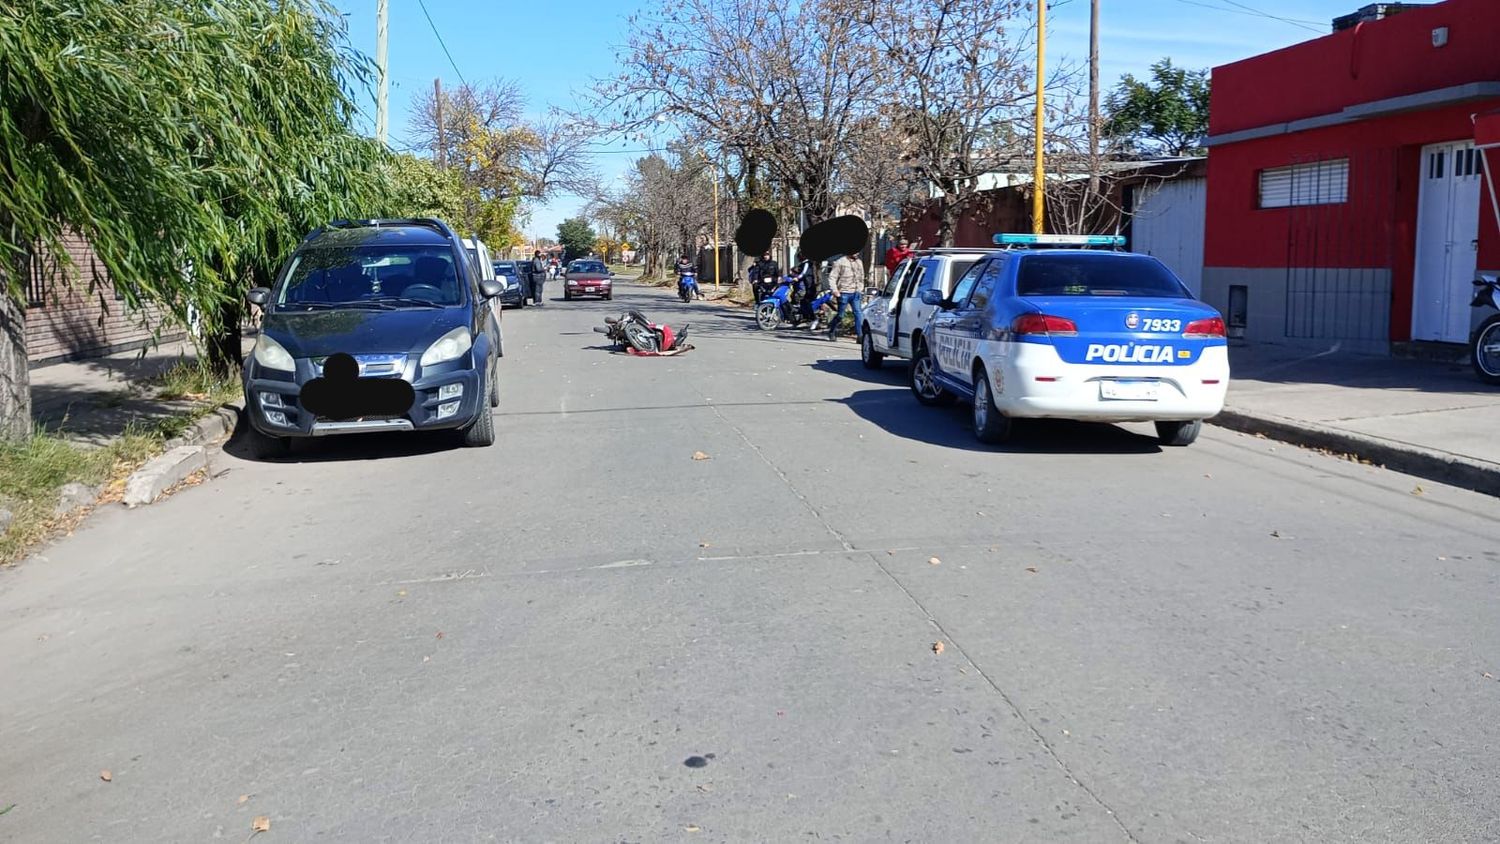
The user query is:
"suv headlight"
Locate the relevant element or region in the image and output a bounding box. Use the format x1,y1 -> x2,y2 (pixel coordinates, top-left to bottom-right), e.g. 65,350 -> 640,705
252,335 -> 295,372
420,326 -> 473,366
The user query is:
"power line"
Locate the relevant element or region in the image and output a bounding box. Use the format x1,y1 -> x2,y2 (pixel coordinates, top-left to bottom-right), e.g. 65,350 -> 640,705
1169,0 -> 1325,33
415,0 -> 469,89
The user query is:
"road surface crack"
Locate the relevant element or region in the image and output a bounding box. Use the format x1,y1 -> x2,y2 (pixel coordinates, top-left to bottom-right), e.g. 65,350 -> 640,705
863,550 -> 1141,843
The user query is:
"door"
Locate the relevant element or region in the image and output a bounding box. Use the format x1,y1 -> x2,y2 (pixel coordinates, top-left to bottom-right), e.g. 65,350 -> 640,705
1413,141 -> 1482,342
887,261 -> 926,351
930,260 -> 988,391
1131,177 -> 1206,297
867,260 -> 906,352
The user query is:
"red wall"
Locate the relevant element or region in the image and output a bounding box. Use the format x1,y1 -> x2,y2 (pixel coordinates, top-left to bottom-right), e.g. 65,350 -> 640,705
1210,0 -> 1500,137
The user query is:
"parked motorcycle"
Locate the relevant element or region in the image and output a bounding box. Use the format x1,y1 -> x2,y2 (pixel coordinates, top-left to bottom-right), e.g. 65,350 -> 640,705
594,311 -> 693,355
1471,272 -> 1500,384
678,269 -> 702,303
756,276 -> 831,330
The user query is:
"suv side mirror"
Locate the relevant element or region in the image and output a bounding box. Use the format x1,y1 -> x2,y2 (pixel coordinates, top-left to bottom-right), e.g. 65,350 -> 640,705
246,287 -> 270,307
919,288 -> 946,307
479,279 -> 505,299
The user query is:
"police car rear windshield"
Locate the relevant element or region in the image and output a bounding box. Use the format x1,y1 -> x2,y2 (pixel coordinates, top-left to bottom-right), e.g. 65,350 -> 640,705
1017,254 -> 1190,298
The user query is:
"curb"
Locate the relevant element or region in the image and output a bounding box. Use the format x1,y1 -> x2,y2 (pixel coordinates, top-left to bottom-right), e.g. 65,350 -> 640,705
122,400 -> 242,507
1210,408 -> 1500,498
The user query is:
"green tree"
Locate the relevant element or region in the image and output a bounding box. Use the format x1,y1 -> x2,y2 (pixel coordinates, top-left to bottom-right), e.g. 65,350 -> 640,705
0,0 -> 391,435
1104,59 -> 1210,156
556,218 -> 597,262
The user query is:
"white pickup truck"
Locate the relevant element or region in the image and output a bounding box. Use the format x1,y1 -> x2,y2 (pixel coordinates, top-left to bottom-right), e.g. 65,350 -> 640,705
860,248 -> 989,369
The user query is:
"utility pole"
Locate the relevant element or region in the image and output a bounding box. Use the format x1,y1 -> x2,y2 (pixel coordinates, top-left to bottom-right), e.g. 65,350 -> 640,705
712,172 -> 721,292
1032,0 -> 1047,234
1087,0 -> 1100,214
434,78 -> 446,168
375,0 -> 389,146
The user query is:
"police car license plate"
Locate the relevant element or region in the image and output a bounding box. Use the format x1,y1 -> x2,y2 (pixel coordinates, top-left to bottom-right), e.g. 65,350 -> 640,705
1100,380 -> 1158,401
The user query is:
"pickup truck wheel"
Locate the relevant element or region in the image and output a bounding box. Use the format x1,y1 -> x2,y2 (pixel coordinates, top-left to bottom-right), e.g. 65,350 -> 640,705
861,329 -> 884,369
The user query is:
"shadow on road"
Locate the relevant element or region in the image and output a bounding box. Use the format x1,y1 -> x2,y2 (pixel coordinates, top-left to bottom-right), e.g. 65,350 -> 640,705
832,388 -> 1164,454
808,357 -> 908,386
222,419 -> 462,464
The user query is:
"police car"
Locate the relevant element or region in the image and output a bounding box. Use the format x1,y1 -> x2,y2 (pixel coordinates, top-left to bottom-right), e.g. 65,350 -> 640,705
908,234 -> 1229,446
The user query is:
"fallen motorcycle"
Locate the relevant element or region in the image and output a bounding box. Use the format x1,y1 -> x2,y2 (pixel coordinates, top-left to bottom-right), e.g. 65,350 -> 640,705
594,311 -> 694,356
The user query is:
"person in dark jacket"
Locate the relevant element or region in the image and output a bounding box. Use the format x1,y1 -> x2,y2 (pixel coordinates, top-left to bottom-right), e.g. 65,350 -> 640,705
530,250 -> 548,305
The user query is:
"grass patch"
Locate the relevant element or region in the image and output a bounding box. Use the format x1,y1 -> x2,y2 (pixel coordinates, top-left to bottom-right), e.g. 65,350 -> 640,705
0,427 -> 165,564
153,359 -> 240,405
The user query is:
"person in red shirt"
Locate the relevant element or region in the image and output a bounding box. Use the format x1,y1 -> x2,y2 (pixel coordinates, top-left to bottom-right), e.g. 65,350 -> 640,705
883,237 -> 914,276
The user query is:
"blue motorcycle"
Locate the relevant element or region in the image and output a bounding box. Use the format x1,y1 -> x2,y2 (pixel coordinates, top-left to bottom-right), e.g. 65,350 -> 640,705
678,269 -> 701,303
756,276 -> 831,330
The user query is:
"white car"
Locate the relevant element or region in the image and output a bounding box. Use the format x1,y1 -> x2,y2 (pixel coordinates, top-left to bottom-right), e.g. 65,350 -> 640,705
859,248 -> 990,369
461,237 -> 503,322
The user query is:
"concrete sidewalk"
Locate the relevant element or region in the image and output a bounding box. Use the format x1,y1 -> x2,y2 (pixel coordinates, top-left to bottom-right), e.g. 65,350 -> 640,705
30,336 -> 252,448
1215,342 -> 1500,496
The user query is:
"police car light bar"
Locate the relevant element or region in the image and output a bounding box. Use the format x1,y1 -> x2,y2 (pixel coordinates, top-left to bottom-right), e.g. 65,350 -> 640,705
994,233 -> 1126,249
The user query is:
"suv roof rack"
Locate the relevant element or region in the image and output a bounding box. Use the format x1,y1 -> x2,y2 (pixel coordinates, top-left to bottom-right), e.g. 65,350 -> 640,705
306,217 -> 459,243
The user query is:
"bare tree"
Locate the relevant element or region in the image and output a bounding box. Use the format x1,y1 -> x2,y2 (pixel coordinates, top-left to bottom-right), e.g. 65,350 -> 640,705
861,0 -> 1035,246
595,0 -> 882,224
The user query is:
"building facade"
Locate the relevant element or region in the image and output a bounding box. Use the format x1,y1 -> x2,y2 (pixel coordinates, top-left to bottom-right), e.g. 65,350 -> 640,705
25,233 -> 182,364
1203,0 -> 1500,352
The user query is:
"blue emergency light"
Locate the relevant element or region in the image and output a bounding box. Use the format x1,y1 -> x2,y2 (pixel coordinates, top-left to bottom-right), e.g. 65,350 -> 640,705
994,233 -> 1126,249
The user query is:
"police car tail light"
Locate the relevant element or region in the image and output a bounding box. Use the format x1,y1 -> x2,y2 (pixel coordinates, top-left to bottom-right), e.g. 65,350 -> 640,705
1011,313 -> 1078,336
1183,317 -> 1226,338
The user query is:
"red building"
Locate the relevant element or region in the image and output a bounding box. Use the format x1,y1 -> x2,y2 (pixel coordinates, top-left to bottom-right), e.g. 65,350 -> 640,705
1204,0 -> 1500,352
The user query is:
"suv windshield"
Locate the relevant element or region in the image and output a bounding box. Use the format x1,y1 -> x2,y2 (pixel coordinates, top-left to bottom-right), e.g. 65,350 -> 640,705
1017,254 -> 1189,298
277,244 -> 465,308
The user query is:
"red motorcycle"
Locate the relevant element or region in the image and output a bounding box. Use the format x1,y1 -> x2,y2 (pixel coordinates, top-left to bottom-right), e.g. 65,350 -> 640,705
595,311 -> 694,356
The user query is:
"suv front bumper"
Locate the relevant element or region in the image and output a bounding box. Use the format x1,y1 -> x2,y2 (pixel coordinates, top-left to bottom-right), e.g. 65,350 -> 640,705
244,356 -> 484,438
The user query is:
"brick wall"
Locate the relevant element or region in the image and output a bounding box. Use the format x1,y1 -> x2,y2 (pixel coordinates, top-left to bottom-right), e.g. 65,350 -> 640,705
25,234 -> 185,364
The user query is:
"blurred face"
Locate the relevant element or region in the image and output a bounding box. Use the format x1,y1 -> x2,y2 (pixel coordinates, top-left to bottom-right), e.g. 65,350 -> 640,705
899,239 -> 909,249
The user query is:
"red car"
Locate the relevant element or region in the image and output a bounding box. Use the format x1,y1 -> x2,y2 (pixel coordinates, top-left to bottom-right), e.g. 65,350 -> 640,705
563,259 -> 613,301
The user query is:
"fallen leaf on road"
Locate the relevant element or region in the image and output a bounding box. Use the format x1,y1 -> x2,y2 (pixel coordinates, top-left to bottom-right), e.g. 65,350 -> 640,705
932,641 -> 945,655
1204,473 -> 1213,479
1270,530 -> 1282,538
685,825 -> 701,832
397,590 -> 407,598
422,656 -> 430,662
435,631 -> 444,640
699,542 -> 710,548
1483,672 -> 1494,680
99,770 -> 112,782
1411,485 -> 1425,496
252,816 -> 271,833
691,451 -> 711,461
238,795 -> 250,805
1025,566 -> 1038,573
696,784 -> 713,792
0,804 -> 14,815
928,556 -> 941,566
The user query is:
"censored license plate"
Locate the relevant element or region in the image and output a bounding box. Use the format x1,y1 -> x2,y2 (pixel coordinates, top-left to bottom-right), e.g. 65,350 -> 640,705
1100,380 -> 1159,401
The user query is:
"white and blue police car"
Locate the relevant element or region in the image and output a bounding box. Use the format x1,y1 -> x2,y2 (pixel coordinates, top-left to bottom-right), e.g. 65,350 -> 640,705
907,234 -> 1229,446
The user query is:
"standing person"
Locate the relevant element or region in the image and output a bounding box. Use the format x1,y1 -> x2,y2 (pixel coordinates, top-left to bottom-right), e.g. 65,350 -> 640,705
751,252 -> 781,302
531,250 -> 548,305
883,237 -> 913,277
548,255 -> 560,280
825,251 -> 865,342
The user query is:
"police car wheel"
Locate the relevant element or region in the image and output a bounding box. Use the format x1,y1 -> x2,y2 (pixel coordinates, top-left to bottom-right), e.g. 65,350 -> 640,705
1155,419 -> 1202,447
972,366 -> 1013,444
909,342 -> 955,407
860,330 -> 884,369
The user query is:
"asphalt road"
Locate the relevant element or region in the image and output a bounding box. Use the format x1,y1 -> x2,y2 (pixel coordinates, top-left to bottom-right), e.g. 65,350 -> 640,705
2,279 -> 1498,842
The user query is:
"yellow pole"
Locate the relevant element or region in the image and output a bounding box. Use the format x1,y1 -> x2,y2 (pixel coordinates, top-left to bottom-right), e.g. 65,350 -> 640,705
713,177 -> 721,291
1033,0 -> 1047,234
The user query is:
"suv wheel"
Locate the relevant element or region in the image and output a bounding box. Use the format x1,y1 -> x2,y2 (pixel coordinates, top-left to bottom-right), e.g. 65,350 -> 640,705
972,365 -> 1013,444
1155,419 -> 1201,446
488,359 -> 500,408
909,341 -> 955,406
461,370 -> 497,447
861,328 -> 884,369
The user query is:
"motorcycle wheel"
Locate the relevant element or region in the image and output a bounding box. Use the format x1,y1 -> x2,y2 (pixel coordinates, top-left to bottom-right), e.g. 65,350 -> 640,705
623,320 -> 660,353
755,302 -> 782,330
1473,314 -> 1500,384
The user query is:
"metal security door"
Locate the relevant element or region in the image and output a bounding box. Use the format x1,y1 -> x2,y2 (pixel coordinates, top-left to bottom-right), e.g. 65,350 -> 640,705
1412,141 -> 1482,342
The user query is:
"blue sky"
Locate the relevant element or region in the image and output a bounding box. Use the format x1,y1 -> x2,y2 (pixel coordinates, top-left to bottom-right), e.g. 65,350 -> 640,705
329,0 -> 1363,240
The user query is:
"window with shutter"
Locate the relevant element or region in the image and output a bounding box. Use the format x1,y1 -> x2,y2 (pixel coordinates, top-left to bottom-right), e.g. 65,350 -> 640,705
1257,159 -> 1349,209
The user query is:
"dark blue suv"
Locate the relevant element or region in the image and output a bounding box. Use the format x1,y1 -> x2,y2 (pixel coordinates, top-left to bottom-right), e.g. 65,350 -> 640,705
241,218 -> 505,457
